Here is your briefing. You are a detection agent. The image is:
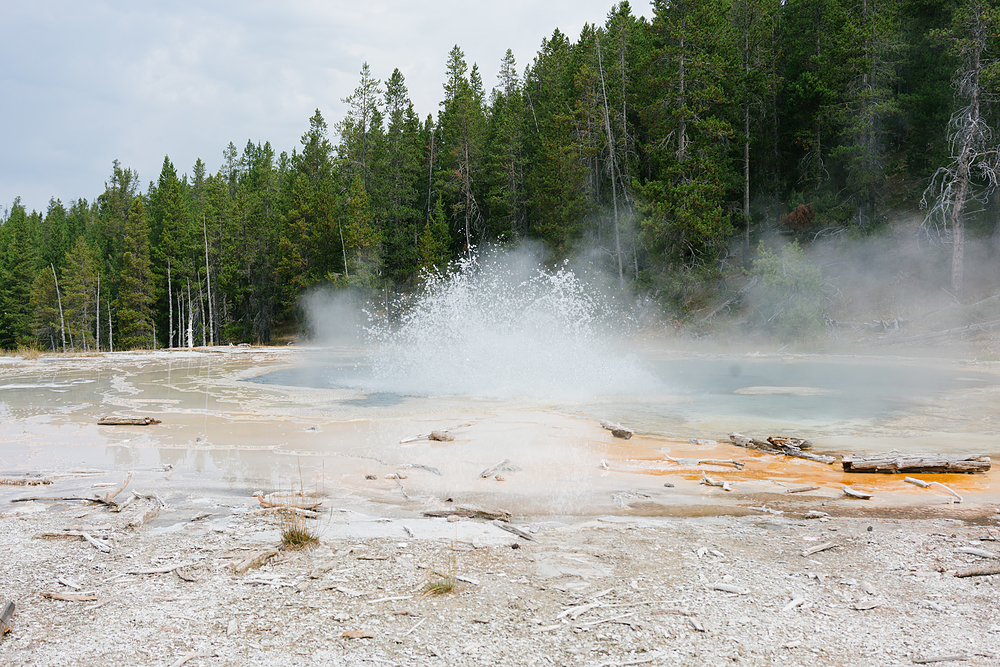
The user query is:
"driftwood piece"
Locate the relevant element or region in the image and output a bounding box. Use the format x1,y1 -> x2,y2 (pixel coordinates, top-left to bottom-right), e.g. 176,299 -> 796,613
252,492 -> 322,511
955,547 -> 999,559
40,592 -> 98,602
842,485 -> 873,499
0,476 -> 52,486
912,656 -> 971,664
953,565 -> 1000,578
81,532 -> 111,553
802,542 -> 837,557
0,600 -> 13,636
663,455 -> 744,470
231,549 -> 280,575
492,519 -> 537,542
768,436 -> 813,450
787,485 -> 820,494
904,477 -> 963,503
98,416 -> 162,426
479,459 -> 521,478
423,505 -> 512,522
700,474 -> 732,492
728,433 -> 835,465
843,453 -> 990,474
600,420 -> 634,439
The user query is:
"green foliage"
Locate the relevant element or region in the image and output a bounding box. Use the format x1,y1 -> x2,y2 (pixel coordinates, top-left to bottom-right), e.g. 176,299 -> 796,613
750,241 -> 825,341
7,6 -> 1000,346
0,199 -> 41,348
115,198 -> 155,350
418,197 -> 453,272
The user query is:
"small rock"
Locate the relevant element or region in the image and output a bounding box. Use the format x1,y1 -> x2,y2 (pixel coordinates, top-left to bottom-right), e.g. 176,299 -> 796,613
429,430 -> 454,442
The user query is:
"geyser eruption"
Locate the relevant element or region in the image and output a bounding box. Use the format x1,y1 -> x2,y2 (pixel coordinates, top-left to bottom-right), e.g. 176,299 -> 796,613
361,249 -> 660,400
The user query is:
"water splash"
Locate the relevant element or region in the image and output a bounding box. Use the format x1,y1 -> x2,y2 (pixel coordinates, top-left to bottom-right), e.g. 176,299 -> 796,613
364,250 -> 660,400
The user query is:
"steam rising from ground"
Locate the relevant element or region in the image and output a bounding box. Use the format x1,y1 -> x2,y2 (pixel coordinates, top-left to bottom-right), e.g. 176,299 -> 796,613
307,248 -> 660,400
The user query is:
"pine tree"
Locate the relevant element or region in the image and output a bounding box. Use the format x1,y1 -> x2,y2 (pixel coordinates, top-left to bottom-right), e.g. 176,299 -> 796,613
438,47 -> 488,255
637,0 -> 735,269
485,49 -> 527,242
61,236 -> 99,351
115,198 -> 155,349
0,199 -> 41,348
418,196 -> 452,272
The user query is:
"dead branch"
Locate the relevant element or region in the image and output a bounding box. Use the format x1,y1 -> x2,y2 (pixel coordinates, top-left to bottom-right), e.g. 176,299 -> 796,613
954,565 -> 1000,578
97,416 -> 162,426
81,532 -> 111,553
492,519 -> 537,542
0,600 -> 13,636
801,542 -> 838,557
40,593 -> 98,602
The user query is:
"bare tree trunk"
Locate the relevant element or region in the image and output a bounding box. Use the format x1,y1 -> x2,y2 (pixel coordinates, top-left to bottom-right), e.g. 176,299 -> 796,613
108,302 -> 113,353
167,259 -> 173,348
677,37 -> 687,163
197,270 -> 206,347
187,278 -> 194,348
51,264 -> 66,353
743,102 -> 751,268
96,272 -> 100,351
950,147 -> 972,295
203,214 -> 214,346
597,37 -> 624,289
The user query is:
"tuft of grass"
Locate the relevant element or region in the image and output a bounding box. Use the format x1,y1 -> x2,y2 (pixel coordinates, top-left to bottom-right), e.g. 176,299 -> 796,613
420,545 -> 458,596
277,507 -> 319,550
420,575 -> 456,596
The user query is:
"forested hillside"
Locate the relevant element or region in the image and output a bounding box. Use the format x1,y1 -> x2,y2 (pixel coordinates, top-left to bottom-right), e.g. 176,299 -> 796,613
2,0 -> 998,350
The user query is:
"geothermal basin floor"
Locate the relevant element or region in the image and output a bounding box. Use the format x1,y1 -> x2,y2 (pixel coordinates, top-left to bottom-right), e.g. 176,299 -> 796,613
1,348 -> 999,665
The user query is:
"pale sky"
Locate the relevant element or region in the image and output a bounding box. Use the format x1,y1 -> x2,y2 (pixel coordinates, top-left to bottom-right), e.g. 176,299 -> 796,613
2,0 -> 651,215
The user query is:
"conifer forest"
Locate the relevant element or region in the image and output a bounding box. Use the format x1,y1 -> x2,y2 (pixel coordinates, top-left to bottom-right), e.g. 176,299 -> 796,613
3,0 -> 1000,350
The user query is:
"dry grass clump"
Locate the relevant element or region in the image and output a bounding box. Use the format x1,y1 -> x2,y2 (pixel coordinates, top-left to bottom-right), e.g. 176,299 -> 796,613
277,507 -> 319,550
421,547 -> 458,596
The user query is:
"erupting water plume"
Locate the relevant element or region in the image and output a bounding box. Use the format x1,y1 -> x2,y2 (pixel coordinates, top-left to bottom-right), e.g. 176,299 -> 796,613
359,249 -> 660,400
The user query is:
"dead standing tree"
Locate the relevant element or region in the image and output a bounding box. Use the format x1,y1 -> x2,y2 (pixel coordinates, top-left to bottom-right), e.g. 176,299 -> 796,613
920,0 -> 1000,297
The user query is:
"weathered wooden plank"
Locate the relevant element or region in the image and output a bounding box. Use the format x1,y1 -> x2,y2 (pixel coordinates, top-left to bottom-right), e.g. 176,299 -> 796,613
842,454 -> 990,474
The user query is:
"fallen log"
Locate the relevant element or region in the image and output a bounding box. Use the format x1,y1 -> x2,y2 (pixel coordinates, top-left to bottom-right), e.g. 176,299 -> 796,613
98,416 -> 162,426
842,453 -> 990,474
728,433 -> 835,465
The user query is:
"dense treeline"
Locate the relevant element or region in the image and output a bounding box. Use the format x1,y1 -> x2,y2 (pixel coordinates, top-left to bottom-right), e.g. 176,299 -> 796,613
2,0 -> 999,350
